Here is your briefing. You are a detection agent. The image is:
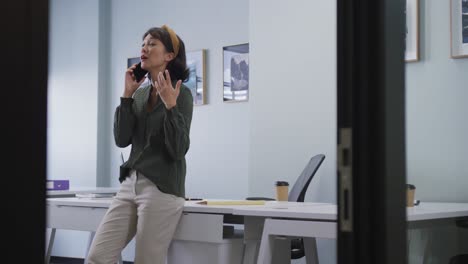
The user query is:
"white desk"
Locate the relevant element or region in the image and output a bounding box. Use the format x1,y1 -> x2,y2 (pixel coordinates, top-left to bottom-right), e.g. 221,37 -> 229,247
47,187 -> 119,198
234,202 -> 468,264
46,198 -> 254,264
232,203 -> 336,264
45,188 -> 118,264
46,199 -> 468,264
406,202 -> 468,221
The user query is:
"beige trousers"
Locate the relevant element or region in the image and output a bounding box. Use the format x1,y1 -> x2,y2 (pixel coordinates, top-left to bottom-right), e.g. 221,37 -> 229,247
87,170 -> 185,264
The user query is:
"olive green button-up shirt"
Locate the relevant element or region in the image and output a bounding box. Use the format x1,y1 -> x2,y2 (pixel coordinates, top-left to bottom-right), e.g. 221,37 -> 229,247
114,84 -> 193,198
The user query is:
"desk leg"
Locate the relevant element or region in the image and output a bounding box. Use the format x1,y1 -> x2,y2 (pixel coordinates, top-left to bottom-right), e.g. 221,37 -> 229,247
257,225 -> 276,264
304,237 -> 319,264
243,216 -> 265,264
257,219 -> 335,264
45,228 -> 56,264
272,236 -> 291,264
422,229 -> 433,264
242,240 -> 260,264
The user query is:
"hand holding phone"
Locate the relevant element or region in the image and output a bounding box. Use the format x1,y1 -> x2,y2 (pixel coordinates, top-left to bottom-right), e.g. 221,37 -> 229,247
123,62 -> 148,98
133,62 -> 148,82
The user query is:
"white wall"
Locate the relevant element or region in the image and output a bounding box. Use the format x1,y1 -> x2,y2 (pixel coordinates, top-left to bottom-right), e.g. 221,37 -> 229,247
47,0 -> 100,258
249,1 -> 337,263
106,0 -> 251,201
48,0 -> 98,187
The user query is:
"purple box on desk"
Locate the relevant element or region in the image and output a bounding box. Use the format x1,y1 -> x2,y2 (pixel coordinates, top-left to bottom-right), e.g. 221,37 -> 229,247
47,180 -> 69,190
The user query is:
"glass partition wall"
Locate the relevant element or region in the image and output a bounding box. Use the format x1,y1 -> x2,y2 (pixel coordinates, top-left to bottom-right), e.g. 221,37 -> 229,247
405,0 -> 468,263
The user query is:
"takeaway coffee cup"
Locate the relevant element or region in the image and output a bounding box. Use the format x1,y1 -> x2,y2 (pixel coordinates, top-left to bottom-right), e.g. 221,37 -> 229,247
407,184 -> 416,207
275,181 -> 289,201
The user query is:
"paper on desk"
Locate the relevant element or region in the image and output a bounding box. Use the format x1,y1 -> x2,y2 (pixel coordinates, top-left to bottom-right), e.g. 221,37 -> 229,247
75,193 -> 115,198
197,200 -> 265,206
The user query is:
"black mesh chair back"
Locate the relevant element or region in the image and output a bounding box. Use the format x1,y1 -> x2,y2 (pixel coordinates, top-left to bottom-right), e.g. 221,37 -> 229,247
288,154 -> 325,202
288,154 -> 325,259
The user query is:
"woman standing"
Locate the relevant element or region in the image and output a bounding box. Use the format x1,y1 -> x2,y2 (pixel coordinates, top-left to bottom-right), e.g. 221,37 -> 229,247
87,25 -> 193,264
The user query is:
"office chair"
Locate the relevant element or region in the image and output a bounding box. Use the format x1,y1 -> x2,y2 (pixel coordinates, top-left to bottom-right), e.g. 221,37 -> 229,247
448,219 -> 468,264
246,154 -> 326,259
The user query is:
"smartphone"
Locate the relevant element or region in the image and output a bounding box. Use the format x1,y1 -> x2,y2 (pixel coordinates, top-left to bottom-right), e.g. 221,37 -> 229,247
133,62 -> 148,82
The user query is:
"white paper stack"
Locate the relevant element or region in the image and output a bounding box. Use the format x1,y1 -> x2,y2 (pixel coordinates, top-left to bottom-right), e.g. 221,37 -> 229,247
75,193 -> 115,199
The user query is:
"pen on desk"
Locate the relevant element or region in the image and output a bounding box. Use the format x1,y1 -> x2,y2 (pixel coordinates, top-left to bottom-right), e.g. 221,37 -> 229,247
185,198 -> 203,201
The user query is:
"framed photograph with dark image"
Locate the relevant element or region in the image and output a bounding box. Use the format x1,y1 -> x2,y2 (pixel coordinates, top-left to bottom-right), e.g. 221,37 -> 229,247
127,56 -> 140,68
405,0 -> 419,62
451,0 -> 468,58
223,43 -> 249,102
186,49 -> 206,105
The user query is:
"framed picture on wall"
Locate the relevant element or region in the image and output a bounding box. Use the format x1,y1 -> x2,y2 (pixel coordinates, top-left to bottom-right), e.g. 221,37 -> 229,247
450,0 -> 468,58
186,49 -> 206,105
405,0 -> 419,62
223,43 -> 249,102
127,56 -> 140,68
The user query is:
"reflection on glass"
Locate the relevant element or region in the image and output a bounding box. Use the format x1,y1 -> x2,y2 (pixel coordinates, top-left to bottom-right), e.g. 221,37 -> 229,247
406,1 -> 468,263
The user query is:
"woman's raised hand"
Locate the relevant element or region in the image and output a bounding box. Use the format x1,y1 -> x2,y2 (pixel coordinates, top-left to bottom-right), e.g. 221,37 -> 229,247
154,70 -> 182,109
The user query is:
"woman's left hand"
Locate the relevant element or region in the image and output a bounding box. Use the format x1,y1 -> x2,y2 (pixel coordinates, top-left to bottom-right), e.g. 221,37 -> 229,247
154,70 -> 182,110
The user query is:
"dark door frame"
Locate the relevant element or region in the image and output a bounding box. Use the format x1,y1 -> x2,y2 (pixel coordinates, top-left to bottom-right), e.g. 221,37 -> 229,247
337,0 -> 407,263
3,0 -> 48,262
